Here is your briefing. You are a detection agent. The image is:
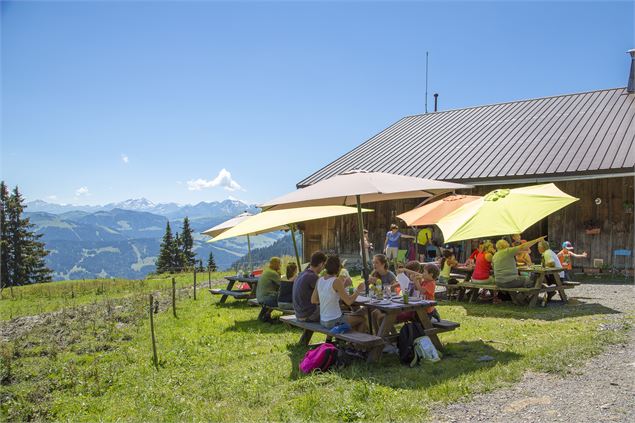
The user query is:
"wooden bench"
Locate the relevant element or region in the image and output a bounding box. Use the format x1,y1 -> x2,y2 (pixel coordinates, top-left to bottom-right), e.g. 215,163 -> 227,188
209,288 -> 254,301
247,298 -> 295,319
451,281 -> 580,305
280,315 -> 385,362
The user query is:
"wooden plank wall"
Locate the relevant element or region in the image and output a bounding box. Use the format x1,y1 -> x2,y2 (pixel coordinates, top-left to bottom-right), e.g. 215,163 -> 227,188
301,176 -> 634,268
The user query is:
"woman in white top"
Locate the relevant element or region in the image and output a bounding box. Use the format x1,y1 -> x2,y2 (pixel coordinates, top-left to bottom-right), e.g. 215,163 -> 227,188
311,255 -> 367,332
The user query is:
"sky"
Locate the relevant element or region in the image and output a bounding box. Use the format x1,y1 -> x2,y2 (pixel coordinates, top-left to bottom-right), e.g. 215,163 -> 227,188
2,0 -> 633,206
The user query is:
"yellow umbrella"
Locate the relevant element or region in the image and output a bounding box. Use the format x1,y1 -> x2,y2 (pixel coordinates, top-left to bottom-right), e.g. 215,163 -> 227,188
209,205 -> 373,267
436,183 -> 578,243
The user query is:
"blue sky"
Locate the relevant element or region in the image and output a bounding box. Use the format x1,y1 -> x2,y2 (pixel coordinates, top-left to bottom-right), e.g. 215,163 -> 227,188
2,1 -> 633,206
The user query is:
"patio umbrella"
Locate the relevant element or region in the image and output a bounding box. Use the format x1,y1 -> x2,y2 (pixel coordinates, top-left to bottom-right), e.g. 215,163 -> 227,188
209,205 -> 373,268
260,170 -> 472,290
202,212 -> 288,272
396,194 -> 481,227
436,183 -> 578,243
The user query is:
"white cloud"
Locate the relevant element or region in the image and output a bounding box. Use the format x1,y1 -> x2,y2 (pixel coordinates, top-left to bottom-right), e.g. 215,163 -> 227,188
75,186 -> 89,196
46,195 -> 58,201
187,169 -> 244,192
121,154 -> 129,164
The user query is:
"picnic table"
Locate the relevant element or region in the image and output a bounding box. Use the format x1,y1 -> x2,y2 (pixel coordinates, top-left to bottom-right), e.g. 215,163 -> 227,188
210,275 -> 258,303
353,295 -> 459,352
518,265 -> 570,306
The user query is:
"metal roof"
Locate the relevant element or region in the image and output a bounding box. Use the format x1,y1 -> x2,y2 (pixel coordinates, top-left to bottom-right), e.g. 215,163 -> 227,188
298,88 -> 635,188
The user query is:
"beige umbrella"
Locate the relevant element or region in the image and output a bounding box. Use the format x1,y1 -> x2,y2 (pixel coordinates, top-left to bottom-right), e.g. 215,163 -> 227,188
396,195 -> 481,227
210,205 -> 373,268
202,212 -> 288,272
260,170 -> 472,290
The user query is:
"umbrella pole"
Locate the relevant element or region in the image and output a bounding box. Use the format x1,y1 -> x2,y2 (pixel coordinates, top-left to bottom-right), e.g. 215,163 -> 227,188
356,195 -> 369,294
290,224 -> 302,269
247,234 -> 253,272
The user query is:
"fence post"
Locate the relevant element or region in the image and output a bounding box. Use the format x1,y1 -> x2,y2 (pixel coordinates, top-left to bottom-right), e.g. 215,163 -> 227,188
193,267 -> 197,300
149,294 -> 159,370
171,277 -> 177,318
208,267 -> 211,288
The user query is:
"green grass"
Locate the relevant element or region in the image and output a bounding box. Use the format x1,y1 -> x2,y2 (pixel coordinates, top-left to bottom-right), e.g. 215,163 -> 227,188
0,276 -> 632,422
0,271 -> 233,320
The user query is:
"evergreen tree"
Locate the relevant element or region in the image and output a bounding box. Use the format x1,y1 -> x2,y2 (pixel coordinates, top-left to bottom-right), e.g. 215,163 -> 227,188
207,251 -> 217,272
156,221 -> 175,273
0,182 -> 10,289
180,217 -> 196,268
173,231 -> 185,271
196,259 -> 204,272
2,185 -> 51,286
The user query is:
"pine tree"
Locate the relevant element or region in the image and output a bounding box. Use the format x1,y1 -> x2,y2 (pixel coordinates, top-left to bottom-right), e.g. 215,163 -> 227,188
173,231 -> 185,271
180,217 -> 196,268
3,185 -> 51,286
0,182 -> 10,289
196,259 -> 204,272
156,221 -> 175,273
208,251 -> 217,272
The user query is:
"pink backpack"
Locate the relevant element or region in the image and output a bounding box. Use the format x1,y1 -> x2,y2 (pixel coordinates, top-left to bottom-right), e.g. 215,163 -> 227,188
299,343 -> 338,373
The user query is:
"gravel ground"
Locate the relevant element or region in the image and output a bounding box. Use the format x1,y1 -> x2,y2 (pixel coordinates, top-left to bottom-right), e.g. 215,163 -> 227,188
432,281 -> 635,423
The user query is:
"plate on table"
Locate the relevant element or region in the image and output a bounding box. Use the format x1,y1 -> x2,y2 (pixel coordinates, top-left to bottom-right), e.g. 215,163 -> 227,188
356,296 -> 370,303
378,299 -> 391,305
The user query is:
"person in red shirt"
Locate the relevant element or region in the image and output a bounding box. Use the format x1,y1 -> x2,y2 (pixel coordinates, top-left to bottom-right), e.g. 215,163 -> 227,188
557,241 -> 587,281
472,241 -> 495,283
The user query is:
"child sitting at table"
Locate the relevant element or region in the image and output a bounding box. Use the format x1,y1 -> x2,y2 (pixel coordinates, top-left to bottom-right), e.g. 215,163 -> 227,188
439,250 -> 458,284
372,260 -> 422,332
277,262 -> 298,310
414,263 -> 441,322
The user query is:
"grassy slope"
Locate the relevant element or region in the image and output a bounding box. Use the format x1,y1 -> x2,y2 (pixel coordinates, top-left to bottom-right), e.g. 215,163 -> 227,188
0,277 -> 631,422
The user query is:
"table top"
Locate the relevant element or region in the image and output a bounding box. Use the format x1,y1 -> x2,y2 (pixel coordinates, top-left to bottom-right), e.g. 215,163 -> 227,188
225,275 -> 259,283
517,266 -> 564,274
353,295 -> 436,312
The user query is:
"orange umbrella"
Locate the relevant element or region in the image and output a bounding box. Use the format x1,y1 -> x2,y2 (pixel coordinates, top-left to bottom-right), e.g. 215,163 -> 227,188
397,195 -> 481,227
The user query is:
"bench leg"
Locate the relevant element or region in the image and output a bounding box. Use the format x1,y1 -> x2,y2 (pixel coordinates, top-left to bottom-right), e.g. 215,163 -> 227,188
553,274 -> 568,302
220,280 -> 236,304
325,335 -> 333,343
367,345 -> 383,363
299,329 -> 314,346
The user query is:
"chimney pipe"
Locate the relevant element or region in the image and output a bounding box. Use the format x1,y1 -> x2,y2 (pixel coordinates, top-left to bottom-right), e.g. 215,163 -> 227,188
433,93 -> 439,112
628,49 -> 635,93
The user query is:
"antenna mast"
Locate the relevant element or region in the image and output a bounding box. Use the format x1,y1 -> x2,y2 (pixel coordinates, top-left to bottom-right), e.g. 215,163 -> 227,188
425,51 -> 429,113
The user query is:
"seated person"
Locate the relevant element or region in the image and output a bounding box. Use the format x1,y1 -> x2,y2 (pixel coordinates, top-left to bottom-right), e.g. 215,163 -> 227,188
415,263 -> 441,322
368,254 -> 398,292
277,262 -> 298,310
537,240 -> 564,303
320,258 -> 353,287
467,241 -> 485,266
439,250 -> 458,284
311,255 -> 367,332
374,260 -> 421,331
292,251 -> 327,322
512,233 -> 533,266
256,257 -> 282,321
493,236 -> 545,289
472,241 -> 495,284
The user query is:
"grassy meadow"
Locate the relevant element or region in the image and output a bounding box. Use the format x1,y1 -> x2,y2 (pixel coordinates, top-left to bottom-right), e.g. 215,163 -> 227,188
0,274 -> 631,422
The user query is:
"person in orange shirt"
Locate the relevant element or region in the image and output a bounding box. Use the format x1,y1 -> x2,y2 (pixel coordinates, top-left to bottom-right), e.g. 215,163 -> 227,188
557,241 -> 587,281
414,263 -> 441,321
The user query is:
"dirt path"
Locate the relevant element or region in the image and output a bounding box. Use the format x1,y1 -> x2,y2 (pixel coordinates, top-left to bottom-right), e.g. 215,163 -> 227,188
432,281 -> 635,423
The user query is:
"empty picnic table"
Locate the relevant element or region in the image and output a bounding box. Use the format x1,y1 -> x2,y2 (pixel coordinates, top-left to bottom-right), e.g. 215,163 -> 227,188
210,275 -> 258,303
353,296 -> 459,352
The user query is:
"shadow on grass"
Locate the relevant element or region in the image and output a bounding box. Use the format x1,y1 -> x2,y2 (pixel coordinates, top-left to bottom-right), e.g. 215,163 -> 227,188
285,340 -> 521,389
222,314 -> 291,334
455,299 -> 621,321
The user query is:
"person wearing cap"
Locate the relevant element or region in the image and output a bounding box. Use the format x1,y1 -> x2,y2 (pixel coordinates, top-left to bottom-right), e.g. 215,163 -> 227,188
383,224 -> 414,270
557,241 -> 587,281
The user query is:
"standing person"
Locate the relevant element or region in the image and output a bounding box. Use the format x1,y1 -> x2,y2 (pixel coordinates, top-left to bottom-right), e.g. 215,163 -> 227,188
277,262 -> 298,311
256,257 -> 282,322
359,229 -> 373,268
557,241 -> 587,281
384,224 -> 414,270
292,251 -> 327,322
311,255 -> 367,332
493,236 -> 545,290
368,254 -> 398,292
538,240 -> 564,304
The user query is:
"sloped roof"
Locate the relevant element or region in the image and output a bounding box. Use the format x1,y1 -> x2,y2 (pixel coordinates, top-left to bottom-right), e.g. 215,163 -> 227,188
298,88 -> 635,187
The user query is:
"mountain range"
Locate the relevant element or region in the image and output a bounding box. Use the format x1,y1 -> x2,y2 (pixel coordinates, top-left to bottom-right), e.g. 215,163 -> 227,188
24,199 -> 285,281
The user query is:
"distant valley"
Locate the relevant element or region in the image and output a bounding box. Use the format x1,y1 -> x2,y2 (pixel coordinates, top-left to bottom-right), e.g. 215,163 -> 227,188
26,199 -> 285,280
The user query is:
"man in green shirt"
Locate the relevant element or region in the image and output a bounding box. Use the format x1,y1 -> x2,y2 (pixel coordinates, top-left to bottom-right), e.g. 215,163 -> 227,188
493,236 -> 545,288
256,257 -> 282,321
